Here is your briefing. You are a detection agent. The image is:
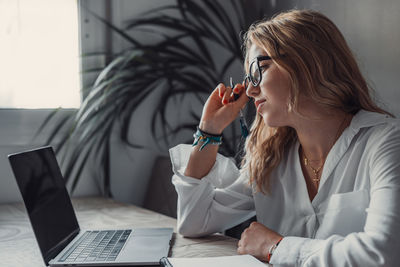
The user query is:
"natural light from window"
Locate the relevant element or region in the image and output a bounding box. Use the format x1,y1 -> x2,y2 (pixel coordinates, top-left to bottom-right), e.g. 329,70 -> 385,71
0,0 -> 80,108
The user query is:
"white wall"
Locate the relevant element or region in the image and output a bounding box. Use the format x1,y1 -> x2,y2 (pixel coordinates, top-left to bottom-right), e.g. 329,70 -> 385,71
292,0 -> 400,116
80,0 -> 177,206
0,109 -> 100,203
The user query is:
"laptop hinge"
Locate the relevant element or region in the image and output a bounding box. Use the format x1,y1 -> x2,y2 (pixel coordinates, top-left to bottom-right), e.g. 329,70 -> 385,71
44,228 -> 80,266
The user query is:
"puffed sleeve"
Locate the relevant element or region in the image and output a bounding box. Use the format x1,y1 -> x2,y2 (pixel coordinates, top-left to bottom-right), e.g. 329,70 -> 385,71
270,125 -> 400,267
169,144 -> 256,237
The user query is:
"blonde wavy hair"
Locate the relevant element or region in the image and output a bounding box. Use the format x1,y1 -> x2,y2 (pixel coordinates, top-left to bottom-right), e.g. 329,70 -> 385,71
241,9 -> 392,193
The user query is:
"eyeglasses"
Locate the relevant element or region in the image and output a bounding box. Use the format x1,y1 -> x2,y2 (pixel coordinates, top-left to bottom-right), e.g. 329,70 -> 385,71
243,56 -> 272,89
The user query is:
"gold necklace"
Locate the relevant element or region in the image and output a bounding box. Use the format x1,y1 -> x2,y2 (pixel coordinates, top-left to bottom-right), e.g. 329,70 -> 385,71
303,154 -> 324,186
302,114 -> 349,187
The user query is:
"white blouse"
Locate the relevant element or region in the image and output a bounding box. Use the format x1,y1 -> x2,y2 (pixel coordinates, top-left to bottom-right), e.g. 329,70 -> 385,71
169,110 -> 400,266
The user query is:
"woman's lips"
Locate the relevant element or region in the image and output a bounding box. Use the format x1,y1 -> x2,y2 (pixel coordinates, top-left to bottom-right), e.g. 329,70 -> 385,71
255,99 -> 266,112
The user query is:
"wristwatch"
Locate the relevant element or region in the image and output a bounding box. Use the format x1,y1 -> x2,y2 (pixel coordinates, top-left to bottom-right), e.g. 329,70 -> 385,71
267,237 -> 283,263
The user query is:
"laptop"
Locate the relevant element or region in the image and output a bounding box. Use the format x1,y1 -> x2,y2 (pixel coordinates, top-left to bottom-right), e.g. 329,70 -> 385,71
8,146 -> 173,266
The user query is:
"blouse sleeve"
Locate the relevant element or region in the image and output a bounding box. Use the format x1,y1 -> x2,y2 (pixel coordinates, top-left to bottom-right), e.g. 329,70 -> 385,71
270,125 -> 400,267
169,144 -> 256,237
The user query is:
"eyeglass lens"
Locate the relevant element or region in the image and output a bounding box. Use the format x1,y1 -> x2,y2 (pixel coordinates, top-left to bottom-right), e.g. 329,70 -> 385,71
249,61 -> 261,86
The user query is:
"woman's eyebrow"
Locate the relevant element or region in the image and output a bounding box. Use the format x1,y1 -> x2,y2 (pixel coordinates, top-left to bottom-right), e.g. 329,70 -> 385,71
250,55 -> 272,62
257,55 -> 272,61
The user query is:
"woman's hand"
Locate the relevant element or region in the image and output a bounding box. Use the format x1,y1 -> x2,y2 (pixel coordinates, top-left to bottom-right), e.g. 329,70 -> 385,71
237,222 -> 283,262
199,83 -> 249,134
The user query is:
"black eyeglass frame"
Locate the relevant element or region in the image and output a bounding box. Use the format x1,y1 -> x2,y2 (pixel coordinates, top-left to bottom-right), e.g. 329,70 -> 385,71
244,55 -> 272,89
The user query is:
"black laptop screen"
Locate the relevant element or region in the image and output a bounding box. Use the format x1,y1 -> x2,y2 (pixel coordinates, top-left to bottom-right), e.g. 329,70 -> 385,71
8,147 -> 80,265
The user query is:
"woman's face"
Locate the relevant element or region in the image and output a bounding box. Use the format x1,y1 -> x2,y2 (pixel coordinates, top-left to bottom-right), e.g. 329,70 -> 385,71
245,43 -> 292,127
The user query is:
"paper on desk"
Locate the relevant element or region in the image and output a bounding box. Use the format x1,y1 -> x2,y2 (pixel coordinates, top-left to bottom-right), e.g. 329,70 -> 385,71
166,254 -> 267,267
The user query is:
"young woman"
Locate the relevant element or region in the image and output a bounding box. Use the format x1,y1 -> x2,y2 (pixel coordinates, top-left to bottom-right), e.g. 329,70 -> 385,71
169,9 -> 400,266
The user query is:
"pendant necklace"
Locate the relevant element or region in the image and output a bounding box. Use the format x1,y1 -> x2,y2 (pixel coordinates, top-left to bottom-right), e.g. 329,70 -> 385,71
302,114 -> 349,188
303,155 -> 324,187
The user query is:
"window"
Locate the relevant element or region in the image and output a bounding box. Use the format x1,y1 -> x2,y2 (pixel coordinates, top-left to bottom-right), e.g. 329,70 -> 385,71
0,0 -> 80,108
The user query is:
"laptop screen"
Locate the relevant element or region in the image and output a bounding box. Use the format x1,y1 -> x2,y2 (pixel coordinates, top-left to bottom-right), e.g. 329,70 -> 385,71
8,146 -> 80,265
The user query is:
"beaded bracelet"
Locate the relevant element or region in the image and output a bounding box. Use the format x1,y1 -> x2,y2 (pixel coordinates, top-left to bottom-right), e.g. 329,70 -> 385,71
192,127 -> 222,151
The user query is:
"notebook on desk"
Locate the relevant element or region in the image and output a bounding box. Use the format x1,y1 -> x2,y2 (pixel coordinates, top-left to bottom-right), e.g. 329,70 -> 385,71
8,146 -> 173,267
159,255 -> 267,267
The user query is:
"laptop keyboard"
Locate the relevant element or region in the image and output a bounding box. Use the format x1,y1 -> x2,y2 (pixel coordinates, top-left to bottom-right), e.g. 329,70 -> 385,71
59,230 -> 132,262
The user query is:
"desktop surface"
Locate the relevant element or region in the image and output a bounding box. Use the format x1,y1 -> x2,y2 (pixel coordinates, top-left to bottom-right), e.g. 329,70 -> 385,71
0,197 -> 240,267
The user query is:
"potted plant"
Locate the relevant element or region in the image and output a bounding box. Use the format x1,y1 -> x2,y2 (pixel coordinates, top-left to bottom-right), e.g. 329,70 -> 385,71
38,0 -> 275,197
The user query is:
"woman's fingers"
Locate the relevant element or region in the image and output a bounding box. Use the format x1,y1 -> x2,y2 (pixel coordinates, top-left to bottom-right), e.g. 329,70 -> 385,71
232,83 -> 249,108
232,83 -> 241,95
201,82 -> 249,135
218,83 -> 226,99
222,85 -> 232,105
216,82 -> 249,108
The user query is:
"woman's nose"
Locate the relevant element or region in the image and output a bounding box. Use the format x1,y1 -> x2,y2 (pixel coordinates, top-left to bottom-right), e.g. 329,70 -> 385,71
246,83 -> 260,98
